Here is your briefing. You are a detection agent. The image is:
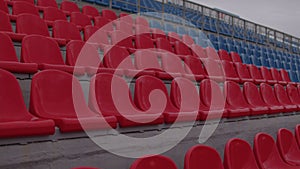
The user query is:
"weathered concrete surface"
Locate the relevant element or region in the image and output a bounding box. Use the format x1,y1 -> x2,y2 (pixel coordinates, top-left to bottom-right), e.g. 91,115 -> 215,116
0,114 -> 299,169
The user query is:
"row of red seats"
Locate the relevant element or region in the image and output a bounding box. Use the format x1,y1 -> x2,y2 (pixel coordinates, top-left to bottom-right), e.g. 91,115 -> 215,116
72,125 -> 300,169
1,67 -> 300,137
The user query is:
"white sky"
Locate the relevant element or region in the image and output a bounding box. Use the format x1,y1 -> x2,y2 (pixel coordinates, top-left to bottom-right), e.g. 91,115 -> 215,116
190,0 -> 300,38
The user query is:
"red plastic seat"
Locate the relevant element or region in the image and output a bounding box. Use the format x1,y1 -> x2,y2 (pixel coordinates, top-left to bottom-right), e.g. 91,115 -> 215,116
229,52 -> 242,63
270,68 -> 287,85
183,56 -> 207,81
248,64 -> 267,84
254,133 -> 299,169
94,16 -> 114,31
135,24 -> 151,38
167,32 -> 181,44
182,34 -> 194,46
130,155 -> 178,169
30,70 -> 117,132
135,35 -> 155,49
0,0 -> 8,13
114,20 -> 133,34
174,41 -> 192,56
119,13 -> 133,24
0,32 -> 38,73
243,82 -> 273,114
274,84 -> 299,112
184,145 -> 224,169
21,35 -> 84,75
260,66 -> 277,85
295,125 -> 300,148
82,5 -> 99,18
103,46 -> 154,77
17,14 -> 66,46
199,79 -> 228,120
37,0 -> 58,9
135,16 -> 149,27
70,12 -> 92,30
60,0 -> 80,16
202,59 -> 225,82
151,28 -> 166,40
224,138 -> 260,169
170,77 -> 201,122
110,31 -> 135,52
89,73 -> 164,127
7,0 -> 34,5
11,1 -> 39,20
156,53 -> 186,80
277,128 -> 300,166
205,47 -> 220,60
234,63 -> 254,83
286,84 -> 300,106
52,20 -> 82,42
280,69 -> 297,85
260,83 -> 285,113
156,38 -> 173,53
134,75 -> 191,123
0,69 -> 55,138
101,9 -> 117,21
221,61 -> 241,83
224,81 -> 252,117
43,7 -> 67,27
218,49 -> 232,62
0,11 -> 25,41
191,44 -> 207,58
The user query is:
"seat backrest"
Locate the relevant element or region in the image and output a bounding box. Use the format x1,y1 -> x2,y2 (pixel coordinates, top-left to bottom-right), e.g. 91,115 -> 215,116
277,128 -> 300,165
174,41 -> 192,56
17,14 -> 50,37
243,82 -> 267,107
21,35 -> 64,65
254,133 -> 290,169
183,56 -> 207,76
161,53 -> 185,74
101,9 -> 117,21
0,0 -> 8,13
218,49 -> 232,62
134,50 -> 162,71
135,35 -> 155,49
94,16 -> 113,31
274,84 -> 292,105
130,155 -> 178,169
103,46 -> 135,70
202,59 -> 225,77
0,32 -> 19,62
135,25 -> 151,38
260,66 -> 275,81
30,70 -> 92,118
235,63 -> 252,79
110,31 -> 134,49
191,44 -> 207,58
182,35 -> 194,46
52,20 -> 82,41
184,145 -> 224,169
295,125 -> 300,148
224,138 -> 260,169
248,65 -> 264,80
0,69 -> 33,122
167,32 -> 181,43
286,84 -> 300,104
156,38 -> 173,53
170,77 -> 199,112
0,11 -> 12,32
135,16 -> 149,27
119,13 -> 133,25
82,5 -> 99,17
260,83 -> 281,106
60,1 -> 80,13
88,73 -> 140,117
70,12 -> 92,28
134,75 -> 177,113
225,81 -> 249,107
151,28 -> 166,40
280,69 -> 292,82
270,68 -> 283,81
199,79 -> 225,109
43,7 -> 67,22
37,0 -> 58,8
229,52 -> 242,63
205,47 -> 219,60
66,40 -> 101,67
114,20 -> 133,34
12,1 -> 39,16
222,60 -> 239,78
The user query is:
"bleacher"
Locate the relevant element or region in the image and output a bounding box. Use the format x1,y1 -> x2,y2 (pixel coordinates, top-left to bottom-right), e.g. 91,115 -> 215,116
1,0 -> 300,168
